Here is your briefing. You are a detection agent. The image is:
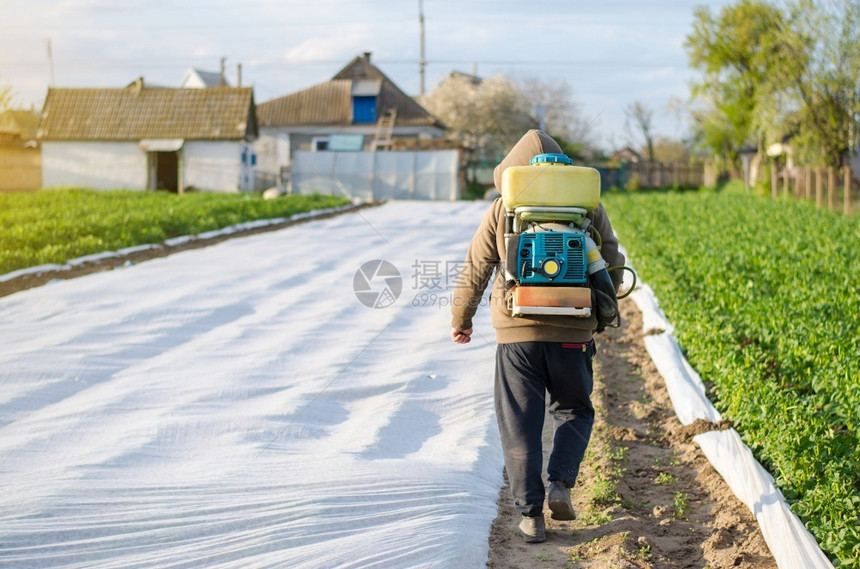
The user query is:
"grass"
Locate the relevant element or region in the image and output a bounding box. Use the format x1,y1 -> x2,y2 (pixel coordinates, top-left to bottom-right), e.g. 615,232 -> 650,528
655,472 -> 677,485
0,188 -> 351,275
602,182 -> 860,565
673,492 -> 689,520
578,425 -> 628,527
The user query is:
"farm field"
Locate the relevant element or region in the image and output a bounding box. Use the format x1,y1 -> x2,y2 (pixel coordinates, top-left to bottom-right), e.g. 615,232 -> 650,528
602,184 -> 860,566
0,188 -> 350,275
0,199 -> 779,568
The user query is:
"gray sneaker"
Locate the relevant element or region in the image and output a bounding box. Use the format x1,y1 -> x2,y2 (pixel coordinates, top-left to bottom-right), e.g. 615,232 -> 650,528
517,515 -> 546,543
548,481 -> 576,521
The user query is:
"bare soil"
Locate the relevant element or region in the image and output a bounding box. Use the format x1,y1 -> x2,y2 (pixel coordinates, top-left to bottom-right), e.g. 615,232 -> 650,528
486,297 -> 778,569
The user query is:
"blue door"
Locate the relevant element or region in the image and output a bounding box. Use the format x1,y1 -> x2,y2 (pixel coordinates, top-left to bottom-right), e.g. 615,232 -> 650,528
352,96 -> 377,123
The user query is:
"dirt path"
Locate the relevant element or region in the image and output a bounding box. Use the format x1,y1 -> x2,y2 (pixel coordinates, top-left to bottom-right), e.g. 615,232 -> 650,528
486,297 -> 777,569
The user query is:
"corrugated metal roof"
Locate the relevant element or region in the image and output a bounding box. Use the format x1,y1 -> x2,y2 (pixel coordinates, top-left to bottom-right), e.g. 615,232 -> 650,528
257,54 -> 443,129
38,85 -> 256,141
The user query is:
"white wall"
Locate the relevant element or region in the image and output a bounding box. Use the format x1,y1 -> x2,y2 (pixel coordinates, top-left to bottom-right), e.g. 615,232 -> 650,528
256,125 -> 445,192
181,141 -> 247,193
42,142 -> 147,190
292,150 -> 460,200
251,134 -> 289,191
42,140 -> 251,192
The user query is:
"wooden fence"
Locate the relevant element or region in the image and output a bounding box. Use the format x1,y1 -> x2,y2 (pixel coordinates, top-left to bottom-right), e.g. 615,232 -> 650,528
768,164 -> 856,216
0,145 -> 41,191
613,161 -> 708,190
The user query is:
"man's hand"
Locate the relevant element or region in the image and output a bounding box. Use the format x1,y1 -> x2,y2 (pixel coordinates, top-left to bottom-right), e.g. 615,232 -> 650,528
451,327 -> 473,344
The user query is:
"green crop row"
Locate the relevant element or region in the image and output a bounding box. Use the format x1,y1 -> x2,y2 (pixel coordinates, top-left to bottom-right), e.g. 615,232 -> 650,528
0,188 -> 351,275
602,184 -> 860,567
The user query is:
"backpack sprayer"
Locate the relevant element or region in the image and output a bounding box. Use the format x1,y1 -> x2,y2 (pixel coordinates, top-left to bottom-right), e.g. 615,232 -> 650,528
501,153 -> 634,329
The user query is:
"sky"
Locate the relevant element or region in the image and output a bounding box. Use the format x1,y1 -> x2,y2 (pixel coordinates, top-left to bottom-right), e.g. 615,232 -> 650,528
0,0 -> 736,150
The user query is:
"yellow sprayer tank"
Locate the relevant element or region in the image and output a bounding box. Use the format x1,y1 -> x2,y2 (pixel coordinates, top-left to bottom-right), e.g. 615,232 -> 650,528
501,153 -> 601,211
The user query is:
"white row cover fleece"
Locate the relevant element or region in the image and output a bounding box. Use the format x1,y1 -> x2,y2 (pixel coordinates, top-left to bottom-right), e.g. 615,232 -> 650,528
0,201 -> 504,569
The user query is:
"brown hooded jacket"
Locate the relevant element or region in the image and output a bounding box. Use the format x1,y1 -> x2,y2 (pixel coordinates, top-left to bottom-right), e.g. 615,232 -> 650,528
450,130 -> 626,344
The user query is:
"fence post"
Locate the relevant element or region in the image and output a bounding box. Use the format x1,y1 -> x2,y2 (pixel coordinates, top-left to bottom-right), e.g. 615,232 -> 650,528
828,167 -> 836,211
771,164 -> 778,198
805,167 -> 812,200
795,166 -> 803,198
783,166 -> 790,198
845,166 -> 853,216
816,168 -> 823,207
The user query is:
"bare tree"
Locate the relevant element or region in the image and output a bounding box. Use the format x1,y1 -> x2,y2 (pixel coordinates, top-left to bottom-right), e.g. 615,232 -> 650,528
517,76 -> 593,148
625,101 -> 656,163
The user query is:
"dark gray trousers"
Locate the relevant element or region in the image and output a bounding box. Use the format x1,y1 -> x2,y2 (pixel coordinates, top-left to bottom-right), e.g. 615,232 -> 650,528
495,341 -> 596,517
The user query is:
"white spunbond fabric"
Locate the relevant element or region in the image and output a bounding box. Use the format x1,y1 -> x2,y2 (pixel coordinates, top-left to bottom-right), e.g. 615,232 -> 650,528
694,430 -> 835,569
642,333 -> 722,426
0,201 -> 503,569
619,245 -> 834,568
629,283 -> 674,336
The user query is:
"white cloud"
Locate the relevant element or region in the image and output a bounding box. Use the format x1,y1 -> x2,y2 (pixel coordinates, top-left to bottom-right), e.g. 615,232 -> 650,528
0,0 -> 740,142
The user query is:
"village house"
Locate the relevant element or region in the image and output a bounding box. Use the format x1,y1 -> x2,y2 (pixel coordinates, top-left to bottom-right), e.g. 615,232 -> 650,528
253,52 -> 446,191
38,77 -> 257,193
180,68 -> 230,89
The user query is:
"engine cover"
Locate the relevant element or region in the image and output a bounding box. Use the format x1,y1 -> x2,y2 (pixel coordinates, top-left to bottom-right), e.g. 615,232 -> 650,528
517,231 -> 588,285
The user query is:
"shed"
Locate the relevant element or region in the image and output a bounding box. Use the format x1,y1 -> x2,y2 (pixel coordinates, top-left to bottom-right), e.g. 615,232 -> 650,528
38,78 -> 257,193
253,52 -> 445,191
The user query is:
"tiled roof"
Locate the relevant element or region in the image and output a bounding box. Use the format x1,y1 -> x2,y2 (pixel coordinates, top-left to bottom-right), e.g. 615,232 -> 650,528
257,54 -> 443,129
38,83 -> 256,141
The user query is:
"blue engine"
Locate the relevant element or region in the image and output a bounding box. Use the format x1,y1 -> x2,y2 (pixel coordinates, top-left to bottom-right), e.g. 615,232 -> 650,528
517,231 -> 588,285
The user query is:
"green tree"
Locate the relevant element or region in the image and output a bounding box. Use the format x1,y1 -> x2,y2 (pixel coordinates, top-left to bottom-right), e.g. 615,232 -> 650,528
684,0 -> 785,170
774,0 -> 860,167
686,0 -> 860,170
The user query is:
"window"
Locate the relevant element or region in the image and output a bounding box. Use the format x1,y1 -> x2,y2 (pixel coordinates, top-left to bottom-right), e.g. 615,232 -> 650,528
312,137 -> 330,151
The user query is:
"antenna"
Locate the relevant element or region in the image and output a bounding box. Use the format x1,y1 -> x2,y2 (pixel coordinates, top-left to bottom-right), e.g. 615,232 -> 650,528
419,0 -> 426,95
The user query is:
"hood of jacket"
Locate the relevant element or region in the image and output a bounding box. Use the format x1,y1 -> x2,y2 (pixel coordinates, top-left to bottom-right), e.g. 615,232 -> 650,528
493,129 -> 563,190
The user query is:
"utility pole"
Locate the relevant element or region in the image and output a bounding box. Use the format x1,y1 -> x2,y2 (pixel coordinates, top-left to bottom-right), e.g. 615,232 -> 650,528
419,0 -> 426,95
220,57 -> 226,87
46,38 -> 55,86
